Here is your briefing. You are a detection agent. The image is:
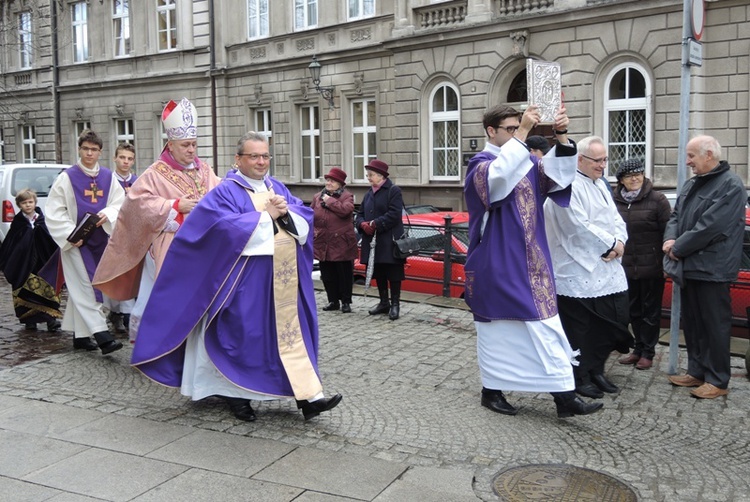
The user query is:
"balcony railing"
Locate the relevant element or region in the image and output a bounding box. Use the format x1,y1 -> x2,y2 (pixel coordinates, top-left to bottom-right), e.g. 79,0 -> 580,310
497,0 -> 554,16
14,73 -> 32,86
414,0 -> 467,30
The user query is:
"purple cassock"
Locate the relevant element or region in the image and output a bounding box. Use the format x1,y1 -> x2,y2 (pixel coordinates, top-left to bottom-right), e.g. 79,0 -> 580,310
463,147 -> 572,323
67,165 -> 113,302
131,171 -> 319,397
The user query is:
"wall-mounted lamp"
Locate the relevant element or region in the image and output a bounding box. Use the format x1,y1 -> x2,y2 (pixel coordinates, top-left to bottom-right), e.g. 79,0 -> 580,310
469,139 -> 478,150
308,55 -> 335,109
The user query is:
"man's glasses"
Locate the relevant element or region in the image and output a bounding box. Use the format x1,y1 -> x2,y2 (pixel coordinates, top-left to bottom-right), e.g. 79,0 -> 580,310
494,125 -> 520,134
238,153 -> 272,161
581,154 -> 608,164
79,147 -> 101,153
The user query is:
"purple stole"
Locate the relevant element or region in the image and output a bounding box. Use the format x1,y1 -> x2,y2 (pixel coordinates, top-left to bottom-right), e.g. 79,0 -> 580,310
117,173 -> 138,193
66,165 -> 113,302
464,151 -> 571,322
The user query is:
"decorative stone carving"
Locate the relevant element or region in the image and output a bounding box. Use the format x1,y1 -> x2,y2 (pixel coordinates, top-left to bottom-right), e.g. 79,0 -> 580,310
114,104 -> 125,116
351,28 -> 372,42
18,111 -> 29,125
254,85 -> 263,104
353,72 -> 364,95
296,38 -> 315,52
75,108 -> 84,121
300,79 -> 309,100
250,47 -> 266,59
277,43 -> 284,55
328,33 -> 336,46
511,30 -> 529,58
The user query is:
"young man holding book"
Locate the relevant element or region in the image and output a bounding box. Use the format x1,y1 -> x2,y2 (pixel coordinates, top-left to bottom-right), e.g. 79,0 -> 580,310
46,129 -> 125,354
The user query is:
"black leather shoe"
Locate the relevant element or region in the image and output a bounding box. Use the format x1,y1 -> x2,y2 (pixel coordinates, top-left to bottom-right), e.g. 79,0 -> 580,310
297,394 -> 343,420
46,320 -> 61,332
555,396 -> 604,418
388,303 -> 400,320
24,322 -> 37,331
368,302 -> 390,315
591,373 -> 619,393
481,389 -> 518,416
575,382 -> 604,399
322,302 -> 340,311
341,303 -> 352,313
73,337 -> 98,351
93,331 -> 123,355
223,397 -> 256,422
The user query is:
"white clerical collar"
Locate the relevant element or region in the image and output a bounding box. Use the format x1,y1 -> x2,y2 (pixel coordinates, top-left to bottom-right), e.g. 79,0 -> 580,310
237,171 -> 268,192
78,161 -> 100,177
115,172 -> 133,182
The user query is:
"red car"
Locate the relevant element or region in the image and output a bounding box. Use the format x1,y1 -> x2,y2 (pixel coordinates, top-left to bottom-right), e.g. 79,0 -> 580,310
661,208 -> 750,338
354,211 -> 469,298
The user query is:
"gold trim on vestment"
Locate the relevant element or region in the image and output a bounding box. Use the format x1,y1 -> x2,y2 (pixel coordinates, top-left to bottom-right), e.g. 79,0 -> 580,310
249,189 -> 323,400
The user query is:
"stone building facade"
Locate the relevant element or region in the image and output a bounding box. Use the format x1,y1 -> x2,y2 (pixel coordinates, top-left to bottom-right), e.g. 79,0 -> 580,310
0,0 -> 747,209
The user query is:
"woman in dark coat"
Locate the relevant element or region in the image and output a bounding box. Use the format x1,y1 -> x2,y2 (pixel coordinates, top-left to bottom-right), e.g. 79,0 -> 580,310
612,159 -> 672,370
0,189 -> 62,331
354,159 -> 406,320
311,167 -> 359,313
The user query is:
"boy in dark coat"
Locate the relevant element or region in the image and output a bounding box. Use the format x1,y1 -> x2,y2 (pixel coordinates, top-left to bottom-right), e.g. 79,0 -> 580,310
0,189 -> 62,331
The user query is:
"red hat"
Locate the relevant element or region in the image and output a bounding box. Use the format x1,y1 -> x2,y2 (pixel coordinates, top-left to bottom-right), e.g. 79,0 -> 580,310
324,167 -> 347,185
365,159 -> 389,177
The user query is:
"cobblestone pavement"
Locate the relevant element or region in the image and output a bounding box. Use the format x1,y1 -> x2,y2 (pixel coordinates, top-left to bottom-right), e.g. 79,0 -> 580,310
1,277 -> 749,501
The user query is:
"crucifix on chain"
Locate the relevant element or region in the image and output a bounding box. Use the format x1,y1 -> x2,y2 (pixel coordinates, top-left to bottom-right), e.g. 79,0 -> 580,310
84,180 -> 103,203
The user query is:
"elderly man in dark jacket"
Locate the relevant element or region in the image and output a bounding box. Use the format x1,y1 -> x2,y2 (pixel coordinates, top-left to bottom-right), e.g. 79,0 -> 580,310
663,135 -> 746,399
613,159 -> 672,370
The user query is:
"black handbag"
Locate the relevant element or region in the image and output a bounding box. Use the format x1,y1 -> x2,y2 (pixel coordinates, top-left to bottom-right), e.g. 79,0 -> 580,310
393,234 -> 420,259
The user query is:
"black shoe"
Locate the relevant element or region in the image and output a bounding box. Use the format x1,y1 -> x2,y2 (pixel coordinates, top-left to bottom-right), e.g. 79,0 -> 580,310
341,303 -> 352,313
73,337 -> 98,351
368,302 -> 390,315
93,331 -> 123,355
297,394 -> 343,420
591,373 -> 619,393
481,389 -> 518,416
555,396 -> 604,418
122,314 -> 130,331
223,397 -> 257,422
24,322 -> 37,331
388,303 -> 400,320
46,320 -> 62,332
575,382 -> 604,399
108,313 -> 126,333
322,302 -> 340,311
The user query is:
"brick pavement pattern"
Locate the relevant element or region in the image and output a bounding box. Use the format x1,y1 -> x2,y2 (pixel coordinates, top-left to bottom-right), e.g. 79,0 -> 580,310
1,278 -> 749,501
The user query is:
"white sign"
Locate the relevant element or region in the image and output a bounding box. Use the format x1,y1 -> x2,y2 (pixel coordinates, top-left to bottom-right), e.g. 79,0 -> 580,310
688,39 -> 702,66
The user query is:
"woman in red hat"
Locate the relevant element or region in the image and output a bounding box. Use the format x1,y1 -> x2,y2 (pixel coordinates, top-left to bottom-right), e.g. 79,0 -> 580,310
354,159 -> 406,320
311,168 -> 359,313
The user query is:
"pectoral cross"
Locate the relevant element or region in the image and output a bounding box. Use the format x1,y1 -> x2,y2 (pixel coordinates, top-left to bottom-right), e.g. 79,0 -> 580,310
84,181 -> 103,203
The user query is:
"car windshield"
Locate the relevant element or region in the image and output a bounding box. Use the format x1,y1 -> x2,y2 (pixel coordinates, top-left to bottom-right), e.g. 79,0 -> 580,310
12,168 -> 64,197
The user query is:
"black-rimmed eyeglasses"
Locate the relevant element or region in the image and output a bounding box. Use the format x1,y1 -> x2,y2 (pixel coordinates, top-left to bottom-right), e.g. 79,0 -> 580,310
581,154 -> 608,164
494,125 -> 520,134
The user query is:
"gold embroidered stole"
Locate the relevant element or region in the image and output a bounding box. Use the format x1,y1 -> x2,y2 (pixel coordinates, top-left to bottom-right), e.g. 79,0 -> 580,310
248,190 -> 323,400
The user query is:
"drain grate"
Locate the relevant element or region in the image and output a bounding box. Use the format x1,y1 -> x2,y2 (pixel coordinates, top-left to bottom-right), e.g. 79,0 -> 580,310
492,463 -> 638,501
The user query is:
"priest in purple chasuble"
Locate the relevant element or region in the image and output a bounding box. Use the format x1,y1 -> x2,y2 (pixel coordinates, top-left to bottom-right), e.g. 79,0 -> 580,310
45,129 -> 125,355
131,132 -> 342,422
93,98 -> 221,343
463,104 -> 602,418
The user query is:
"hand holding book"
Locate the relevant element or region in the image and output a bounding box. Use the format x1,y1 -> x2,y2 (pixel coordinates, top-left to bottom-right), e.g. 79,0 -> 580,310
67,212 -> 102,244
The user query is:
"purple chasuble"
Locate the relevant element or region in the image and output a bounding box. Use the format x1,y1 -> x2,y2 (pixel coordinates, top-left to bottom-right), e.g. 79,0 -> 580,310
463,150 -> 571,322
66,165 -> 114,303
131,171 -> 319,397
116,173 -> 138,192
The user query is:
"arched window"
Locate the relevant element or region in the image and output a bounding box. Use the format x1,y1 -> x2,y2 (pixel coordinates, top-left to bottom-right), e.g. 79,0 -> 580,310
429,83 -> 460,180
604,64 -> 650,178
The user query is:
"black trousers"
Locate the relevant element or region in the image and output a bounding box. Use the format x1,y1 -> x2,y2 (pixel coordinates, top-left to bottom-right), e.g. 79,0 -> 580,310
627,277 -> 665,359
319,260 -> 354,304
681,280 -> 732,389
372,263 -> 404,303
557,292 -> 632,385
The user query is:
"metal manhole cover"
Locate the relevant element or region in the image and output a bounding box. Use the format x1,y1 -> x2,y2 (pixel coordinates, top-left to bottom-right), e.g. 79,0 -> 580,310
492,463 -> 638,501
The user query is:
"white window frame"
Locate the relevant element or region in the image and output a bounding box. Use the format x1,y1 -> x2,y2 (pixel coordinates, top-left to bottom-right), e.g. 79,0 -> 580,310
348,0 -> 375,20
294,0 -> 317,31
0,128 -> 5,164
247,0 -> 269,40
429,83 -> 461,181
300,105 -> 321,181
74,121 -> 91,153
72,2 -> 88,63
603,62 -> 651,179
113,0 -> 131,58
351,98 -> 376,182
18,11 -> 32,69
254,108 -> 274,174
21,125 -> 36,163
115,119 -> 136,153
157,0 -> 177,51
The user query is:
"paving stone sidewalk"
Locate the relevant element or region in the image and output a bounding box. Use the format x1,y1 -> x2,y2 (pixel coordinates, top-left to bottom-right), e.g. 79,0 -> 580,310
0,278 -> 749,501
